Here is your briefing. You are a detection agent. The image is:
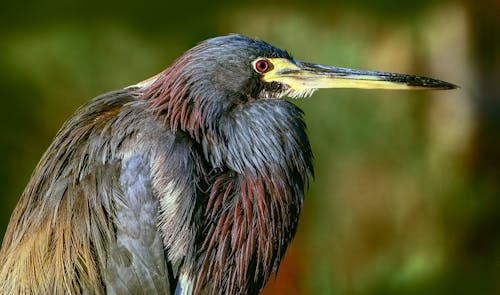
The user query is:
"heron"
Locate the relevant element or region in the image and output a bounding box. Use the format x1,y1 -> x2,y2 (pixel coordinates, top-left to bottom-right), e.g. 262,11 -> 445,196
0,34 -> 456,294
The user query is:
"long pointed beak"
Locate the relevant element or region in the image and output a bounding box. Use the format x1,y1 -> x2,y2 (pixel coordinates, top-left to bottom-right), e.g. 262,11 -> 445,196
261,58 -> 458,92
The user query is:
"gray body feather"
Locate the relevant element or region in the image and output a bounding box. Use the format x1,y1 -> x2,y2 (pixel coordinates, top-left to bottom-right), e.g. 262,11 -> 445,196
0,88 -> 199,294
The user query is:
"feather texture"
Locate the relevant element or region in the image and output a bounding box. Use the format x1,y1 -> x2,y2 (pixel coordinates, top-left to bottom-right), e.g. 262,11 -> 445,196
0,35 -> 314,295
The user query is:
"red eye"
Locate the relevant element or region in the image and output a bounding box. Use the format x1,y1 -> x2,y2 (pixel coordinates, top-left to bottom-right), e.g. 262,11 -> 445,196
254,58 -> 271,73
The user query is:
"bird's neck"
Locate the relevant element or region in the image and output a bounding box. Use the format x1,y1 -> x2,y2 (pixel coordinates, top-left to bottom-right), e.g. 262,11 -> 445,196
140,68 -> 313,294
140,60 -> 231,143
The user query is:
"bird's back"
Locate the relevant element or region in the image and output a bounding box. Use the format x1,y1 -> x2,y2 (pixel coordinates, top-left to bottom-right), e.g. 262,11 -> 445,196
0,88 -> 191,294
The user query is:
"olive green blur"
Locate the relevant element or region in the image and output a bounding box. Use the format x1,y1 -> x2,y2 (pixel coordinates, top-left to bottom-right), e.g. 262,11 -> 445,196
1,0 -> 498,294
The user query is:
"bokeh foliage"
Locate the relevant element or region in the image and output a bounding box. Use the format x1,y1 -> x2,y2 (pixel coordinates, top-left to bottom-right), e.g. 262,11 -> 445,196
1,0 -> 499,294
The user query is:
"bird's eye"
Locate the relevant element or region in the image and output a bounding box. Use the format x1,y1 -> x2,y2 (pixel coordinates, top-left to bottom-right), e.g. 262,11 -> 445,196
253,58 -> 271,74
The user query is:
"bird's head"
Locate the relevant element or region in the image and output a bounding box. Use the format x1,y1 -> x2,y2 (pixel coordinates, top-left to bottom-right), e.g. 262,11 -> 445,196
142,34 -> 456,137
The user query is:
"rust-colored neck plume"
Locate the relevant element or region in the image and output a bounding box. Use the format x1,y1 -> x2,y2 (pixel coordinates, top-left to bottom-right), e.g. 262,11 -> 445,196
193,168 -> 302,294
141,54 -> 205,141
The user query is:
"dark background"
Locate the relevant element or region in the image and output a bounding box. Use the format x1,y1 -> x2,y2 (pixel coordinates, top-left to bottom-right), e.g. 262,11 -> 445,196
1,0 -> 499,294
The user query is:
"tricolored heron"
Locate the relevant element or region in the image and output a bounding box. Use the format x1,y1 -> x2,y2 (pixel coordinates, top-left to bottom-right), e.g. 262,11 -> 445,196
0,34 -> 456,294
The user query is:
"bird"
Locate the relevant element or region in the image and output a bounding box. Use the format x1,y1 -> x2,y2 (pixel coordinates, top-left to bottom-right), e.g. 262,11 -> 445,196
0,34 -> 456,295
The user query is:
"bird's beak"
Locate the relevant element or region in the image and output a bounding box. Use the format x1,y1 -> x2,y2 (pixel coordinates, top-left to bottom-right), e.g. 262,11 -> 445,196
261,58 -> 458,92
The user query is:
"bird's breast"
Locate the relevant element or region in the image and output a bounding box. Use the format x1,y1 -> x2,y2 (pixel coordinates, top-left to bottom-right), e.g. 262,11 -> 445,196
190,99 -> 313,294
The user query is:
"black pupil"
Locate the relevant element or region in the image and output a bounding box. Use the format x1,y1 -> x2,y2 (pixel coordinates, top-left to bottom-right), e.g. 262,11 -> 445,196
257,60 -> 268,73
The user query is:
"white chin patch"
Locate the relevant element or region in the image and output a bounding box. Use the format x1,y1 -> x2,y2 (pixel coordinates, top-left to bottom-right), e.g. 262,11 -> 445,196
284,88 -> 318,99
260,88 -> 318,99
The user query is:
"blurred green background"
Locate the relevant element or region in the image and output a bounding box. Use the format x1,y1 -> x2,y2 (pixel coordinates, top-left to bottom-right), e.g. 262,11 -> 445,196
1,0 -> 499,294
